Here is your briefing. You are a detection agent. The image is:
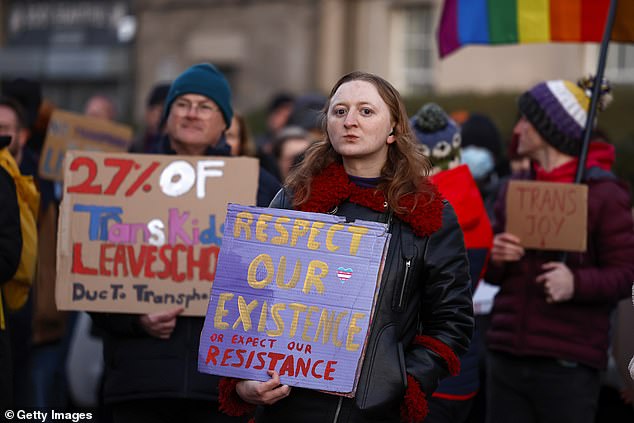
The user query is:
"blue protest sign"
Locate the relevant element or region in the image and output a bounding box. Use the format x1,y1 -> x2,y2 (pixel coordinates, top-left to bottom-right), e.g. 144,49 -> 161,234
198,203 -> 390,395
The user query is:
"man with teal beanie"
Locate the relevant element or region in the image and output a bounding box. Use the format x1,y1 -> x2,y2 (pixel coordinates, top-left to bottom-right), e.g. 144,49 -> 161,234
91,63 -> 278,423
161,63 -> 233,129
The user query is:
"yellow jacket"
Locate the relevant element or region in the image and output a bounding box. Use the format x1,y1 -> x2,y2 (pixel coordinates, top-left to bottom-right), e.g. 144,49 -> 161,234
0,148 -> 39,329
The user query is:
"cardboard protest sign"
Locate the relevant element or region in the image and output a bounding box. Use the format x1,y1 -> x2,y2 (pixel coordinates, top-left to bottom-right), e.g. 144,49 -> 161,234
198,204 -> 391,395
56,150 -> 259,316
506,180 -> 588,252
40,110 -> 134,181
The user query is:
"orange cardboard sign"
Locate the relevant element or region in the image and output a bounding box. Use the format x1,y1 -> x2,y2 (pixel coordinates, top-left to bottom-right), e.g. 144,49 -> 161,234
505,180 -> 588,252
39,110 -> 134,181
56,150 -> 259,316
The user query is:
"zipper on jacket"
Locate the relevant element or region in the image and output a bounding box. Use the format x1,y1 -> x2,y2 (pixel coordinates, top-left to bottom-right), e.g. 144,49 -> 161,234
397,259 -> 412,309
386,210 -> 394,231
392,222 -> 416,312
332,396 -> 343,423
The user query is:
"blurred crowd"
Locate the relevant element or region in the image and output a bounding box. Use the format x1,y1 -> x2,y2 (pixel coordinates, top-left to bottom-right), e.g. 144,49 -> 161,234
0,63 -> 633,423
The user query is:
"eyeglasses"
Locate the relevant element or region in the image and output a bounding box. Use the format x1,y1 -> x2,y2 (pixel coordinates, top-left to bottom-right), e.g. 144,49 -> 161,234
172,100 -> 218,119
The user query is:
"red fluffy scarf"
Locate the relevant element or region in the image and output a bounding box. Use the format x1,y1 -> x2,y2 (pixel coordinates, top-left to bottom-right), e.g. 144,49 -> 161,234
297,162 -> 444,238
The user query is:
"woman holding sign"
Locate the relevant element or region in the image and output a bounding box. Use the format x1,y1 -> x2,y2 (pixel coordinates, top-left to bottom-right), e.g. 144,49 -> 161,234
218,72 -> 473,422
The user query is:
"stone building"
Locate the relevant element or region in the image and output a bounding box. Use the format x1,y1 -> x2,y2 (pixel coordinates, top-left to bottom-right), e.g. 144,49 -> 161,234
0,0 -> 632,125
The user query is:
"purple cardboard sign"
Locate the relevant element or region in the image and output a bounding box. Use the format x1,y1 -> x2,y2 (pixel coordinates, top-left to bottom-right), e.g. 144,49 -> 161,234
198,203 -> 390,395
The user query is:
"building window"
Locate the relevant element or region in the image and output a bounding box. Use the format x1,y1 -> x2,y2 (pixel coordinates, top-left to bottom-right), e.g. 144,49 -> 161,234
606,43 -> 634,84
390,6 -> 434,95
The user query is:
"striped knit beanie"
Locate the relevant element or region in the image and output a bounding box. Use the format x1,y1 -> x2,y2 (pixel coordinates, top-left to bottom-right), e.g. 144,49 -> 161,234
518,77 -> 611,156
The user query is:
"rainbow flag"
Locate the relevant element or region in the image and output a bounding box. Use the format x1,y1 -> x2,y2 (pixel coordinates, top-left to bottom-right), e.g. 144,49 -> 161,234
438,0 -> 634,58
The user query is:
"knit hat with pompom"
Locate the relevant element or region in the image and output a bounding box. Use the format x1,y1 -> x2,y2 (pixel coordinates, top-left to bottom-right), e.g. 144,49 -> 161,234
410,103 -> 461,171
518,76 -> 612,156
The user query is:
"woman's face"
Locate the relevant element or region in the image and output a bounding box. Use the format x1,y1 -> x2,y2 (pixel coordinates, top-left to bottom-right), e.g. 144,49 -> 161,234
327,80 -> 395,174
225,116 -> 241,156
278,137 -> 312,180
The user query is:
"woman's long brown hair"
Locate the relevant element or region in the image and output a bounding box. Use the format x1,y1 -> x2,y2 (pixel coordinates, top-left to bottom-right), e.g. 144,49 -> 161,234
285,71 -> 433,213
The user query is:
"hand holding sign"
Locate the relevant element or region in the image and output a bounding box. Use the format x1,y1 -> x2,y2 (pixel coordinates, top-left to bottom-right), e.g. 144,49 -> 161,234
139,306 -> 184,339
236,370 -> 292,405
491,232 -> 525,264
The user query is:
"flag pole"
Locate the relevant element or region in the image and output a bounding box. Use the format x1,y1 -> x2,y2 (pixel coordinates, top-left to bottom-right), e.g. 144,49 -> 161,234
573,0 -> 618,184
560,0 -> 618,264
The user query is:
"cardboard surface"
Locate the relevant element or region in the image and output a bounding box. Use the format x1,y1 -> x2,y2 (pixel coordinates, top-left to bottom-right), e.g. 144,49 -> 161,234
39,110 -> 134,181
56,151 -> 259,316
505,180 -> 588,252
198,204 -> 390,395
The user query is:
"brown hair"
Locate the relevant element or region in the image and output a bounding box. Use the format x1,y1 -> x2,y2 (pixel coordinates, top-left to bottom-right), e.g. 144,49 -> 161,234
233,113 -> 257,157
286,71 -> 433,213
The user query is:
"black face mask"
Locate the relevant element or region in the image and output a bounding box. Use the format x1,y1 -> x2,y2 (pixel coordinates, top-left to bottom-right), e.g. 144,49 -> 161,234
0,135 -> 11,149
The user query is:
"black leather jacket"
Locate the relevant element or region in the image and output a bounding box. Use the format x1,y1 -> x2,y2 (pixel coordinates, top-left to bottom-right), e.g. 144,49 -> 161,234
258,188 -> 473,423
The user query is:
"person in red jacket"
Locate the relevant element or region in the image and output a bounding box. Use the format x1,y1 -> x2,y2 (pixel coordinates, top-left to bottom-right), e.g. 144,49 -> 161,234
485,77 -> 634,423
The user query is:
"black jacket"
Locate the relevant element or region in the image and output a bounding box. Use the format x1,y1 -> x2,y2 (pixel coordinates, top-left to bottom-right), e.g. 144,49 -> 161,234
0,164 -> 21,410
256,187 -> 473,423
0,165 -> 21,285
91,135 -> 280,404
